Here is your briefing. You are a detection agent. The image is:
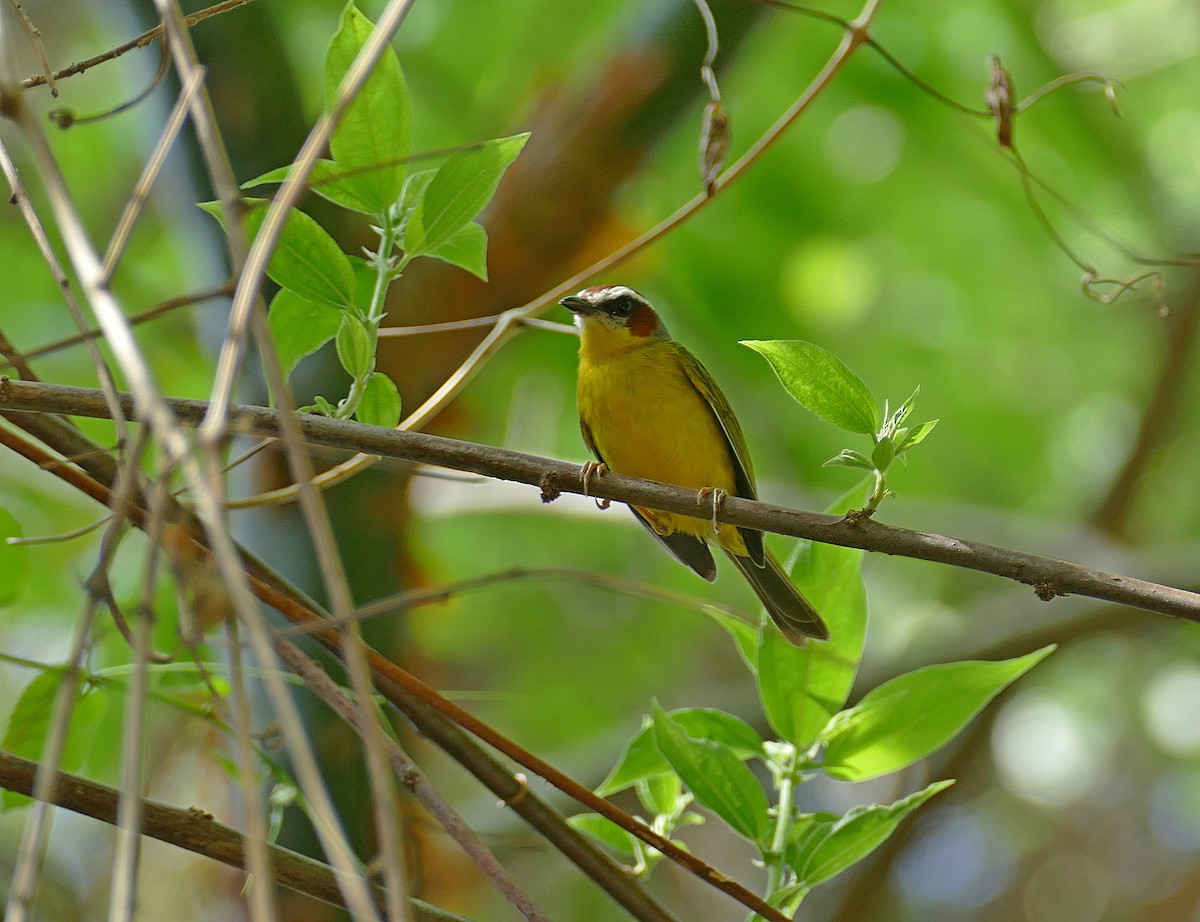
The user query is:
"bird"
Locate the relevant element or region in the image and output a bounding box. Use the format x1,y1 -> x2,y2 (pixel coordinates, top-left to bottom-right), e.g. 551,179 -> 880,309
560,284 -> 829,643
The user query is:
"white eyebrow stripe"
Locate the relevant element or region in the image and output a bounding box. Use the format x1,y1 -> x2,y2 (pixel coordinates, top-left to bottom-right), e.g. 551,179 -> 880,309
587,285 -> 643,305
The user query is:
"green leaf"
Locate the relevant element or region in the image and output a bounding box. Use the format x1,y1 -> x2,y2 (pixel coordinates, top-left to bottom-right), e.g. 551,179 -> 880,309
822,647 -> 1055,781
897,419 -> 938,455
742,340 -> 880,434
356,372 -> 402,427
568,813 -> 639,858
670,709 -> 765,758
597,708 -> 764,797
596,720 -> 668,796
757,482 -> 870,749
0,673 -> 104,810
335,314 -> 375,379
406,133 -> 529,254
428,221 -> 489,280
871,437 -> 895,470
266,288 -> 342,388
325,2 -> 410,212
823,449 -> 875,471
200,199 -> 355,309
0,507 -> 29,606
651,702 -> 768,843
636,771 -> 682,817
788,781 -> 953,887
242,160 -> 383,214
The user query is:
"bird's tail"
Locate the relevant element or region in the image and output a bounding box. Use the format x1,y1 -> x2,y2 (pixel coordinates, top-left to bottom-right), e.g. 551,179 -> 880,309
726,549 -> 829,644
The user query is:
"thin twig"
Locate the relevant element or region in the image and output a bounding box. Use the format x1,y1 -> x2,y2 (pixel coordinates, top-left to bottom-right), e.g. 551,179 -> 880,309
273,637 -> 552,922
19,0 -> 258,90
7,0 -> 57,96
4,282 -> 236,367
101,67 -> 208,282
278,565 -> 753,638
0,135 -> 128,443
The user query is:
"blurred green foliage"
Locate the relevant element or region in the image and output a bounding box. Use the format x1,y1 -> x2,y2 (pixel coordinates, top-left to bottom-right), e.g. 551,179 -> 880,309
1,0 -> 1199,920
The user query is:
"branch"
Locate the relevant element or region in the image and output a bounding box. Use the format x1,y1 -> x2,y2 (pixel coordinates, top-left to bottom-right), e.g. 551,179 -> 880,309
0,750 -> 472,922
18,0 -> 259,90
0,417 -> 684,922
3,376 -> 1198,623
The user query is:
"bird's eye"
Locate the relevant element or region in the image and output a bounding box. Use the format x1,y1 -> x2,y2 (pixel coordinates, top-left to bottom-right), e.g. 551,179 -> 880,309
610,295 -> 635,317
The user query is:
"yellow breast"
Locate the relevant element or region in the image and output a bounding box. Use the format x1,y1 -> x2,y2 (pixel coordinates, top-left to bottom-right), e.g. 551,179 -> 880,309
577,339 -> 745,550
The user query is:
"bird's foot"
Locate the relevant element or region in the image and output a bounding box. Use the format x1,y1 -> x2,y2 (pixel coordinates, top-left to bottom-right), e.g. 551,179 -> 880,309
581,461 -> 611,510
697,486 -> 727,534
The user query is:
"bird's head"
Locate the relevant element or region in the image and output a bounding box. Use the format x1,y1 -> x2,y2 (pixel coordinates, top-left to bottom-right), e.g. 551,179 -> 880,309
559,286 -> 670,354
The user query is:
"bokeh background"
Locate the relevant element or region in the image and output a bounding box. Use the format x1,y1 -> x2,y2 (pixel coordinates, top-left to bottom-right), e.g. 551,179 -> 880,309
2,0 -> 1200,919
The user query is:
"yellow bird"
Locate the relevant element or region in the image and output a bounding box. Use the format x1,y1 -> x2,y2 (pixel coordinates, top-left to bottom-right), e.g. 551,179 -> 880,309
561,285 -> 829,643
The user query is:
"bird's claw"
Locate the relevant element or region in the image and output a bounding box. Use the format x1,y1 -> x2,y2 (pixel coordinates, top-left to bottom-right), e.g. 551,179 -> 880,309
582,461 -> 611,510
697,487 -> 727,534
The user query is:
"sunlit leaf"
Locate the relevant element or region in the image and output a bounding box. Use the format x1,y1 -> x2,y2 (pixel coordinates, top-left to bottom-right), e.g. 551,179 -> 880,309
200,199 -> 355,309
822,647 -> 1054,781
652,702 -> 768,843
325,1 -> 411,212
788,781 -> 953,887
406,133 -> 529,254
742,339 -> 880,434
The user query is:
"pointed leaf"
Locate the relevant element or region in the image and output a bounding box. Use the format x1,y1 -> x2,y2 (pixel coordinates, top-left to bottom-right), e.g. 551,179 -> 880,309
242,160 -> 383,214
823,449 -> 875,471
743,339 -> 879,434
406,133 -> 529,254
596,720 -> 669,796
428,221 -> 489,279
897,419 -> 938,455
636,771 -> 683,817
325,2 -> 410,211
789,781 -> 953,887
652,703 -> 768,843
597,708 -> 764,796
201,199 -> 355,309
823,647 -> 1054,781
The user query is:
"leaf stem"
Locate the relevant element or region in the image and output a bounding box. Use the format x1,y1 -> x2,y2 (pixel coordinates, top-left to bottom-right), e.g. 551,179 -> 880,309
336,213 -> 406,420
764,744 -> 798,912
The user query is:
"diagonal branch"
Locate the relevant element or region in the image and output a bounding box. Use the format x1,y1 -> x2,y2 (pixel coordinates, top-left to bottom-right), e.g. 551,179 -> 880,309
4,376 -> 1198,623
0,750 -> 472,922
0,415 -> 683,922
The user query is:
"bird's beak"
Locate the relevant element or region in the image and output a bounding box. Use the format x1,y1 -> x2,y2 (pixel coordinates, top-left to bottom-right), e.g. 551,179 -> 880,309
559,295 -> 594,315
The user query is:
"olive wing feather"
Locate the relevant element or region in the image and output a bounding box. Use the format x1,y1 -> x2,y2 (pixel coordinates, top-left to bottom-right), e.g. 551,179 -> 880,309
677,347 -> 766,566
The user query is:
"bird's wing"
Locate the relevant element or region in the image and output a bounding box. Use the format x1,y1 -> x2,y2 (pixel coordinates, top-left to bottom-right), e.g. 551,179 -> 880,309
580,417 -> 717,581
678,347 -> 765,566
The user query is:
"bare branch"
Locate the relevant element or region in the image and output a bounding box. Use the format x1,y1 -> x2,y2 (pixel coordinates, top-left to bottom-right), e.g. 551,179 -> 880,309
5,377 -> 1196,624
0,750 -> 474,922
